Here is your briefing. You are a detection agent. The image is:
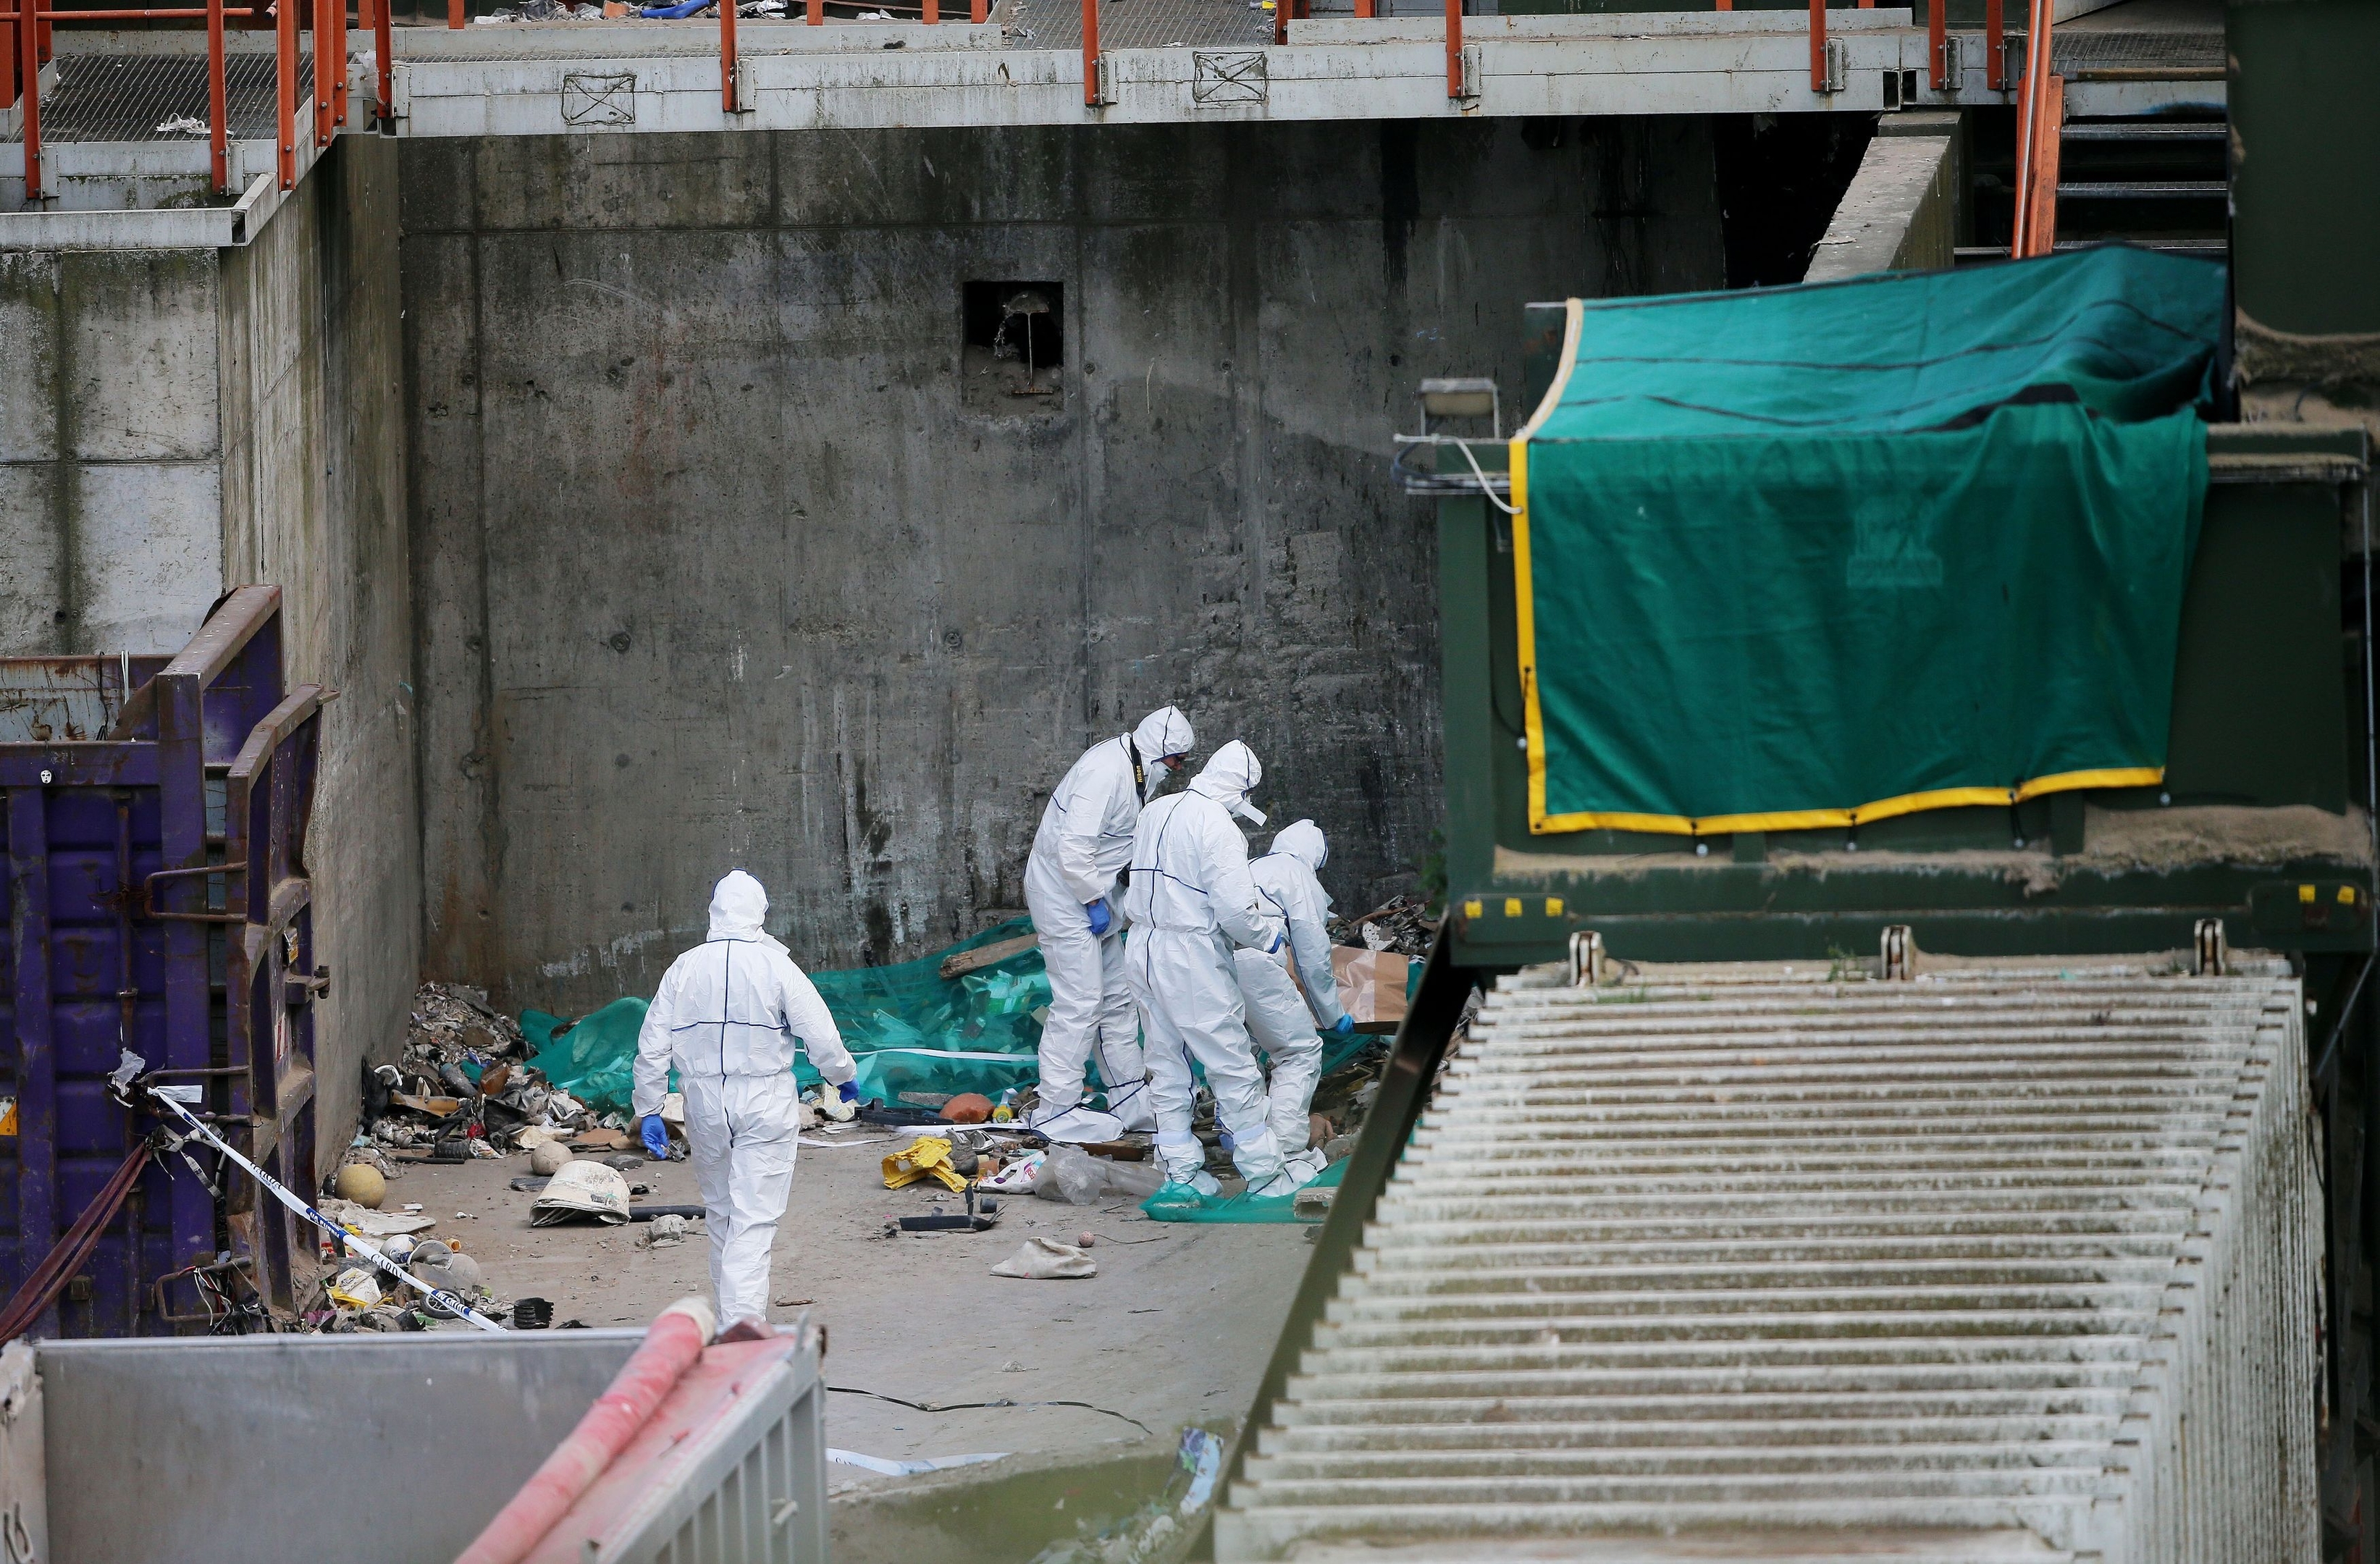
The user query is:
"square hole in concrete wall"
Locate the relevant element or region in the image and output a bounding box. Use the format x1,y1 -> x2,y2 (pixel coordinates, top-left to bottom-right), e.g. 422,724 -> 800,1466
961,281 -> 1064,414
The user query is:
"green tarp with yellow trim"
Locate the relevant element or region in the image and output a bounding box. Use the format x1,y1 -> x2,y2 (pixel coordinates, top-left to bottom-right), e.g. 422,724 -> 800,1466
1510,246 -> 2223,836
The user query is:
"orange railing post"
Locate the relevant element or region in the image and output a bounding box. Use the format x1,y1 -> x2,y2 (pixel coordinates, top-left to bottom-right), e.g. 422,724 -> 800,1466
805,0 -> 818,25
2008,0 -> 2060,257
1927,0 -> 1943,90
332,0 -> 348,126
313,0 -> 333,144
1807,0 -> 1825,92
1353,0 -> 1371,17
448,0 -> 462,30
922,0 -> 935,22
2,0 -> 16,120
373,0 -> 391,122
1442,0 -> 1459,96
208,0 -> 229,191
1080,0 -> 1098,105
1985,0 -> 2002,90
719,0 -> 736,109
18,0 -> 40,201
968,0 -> 982,20
277,0 -> 297,186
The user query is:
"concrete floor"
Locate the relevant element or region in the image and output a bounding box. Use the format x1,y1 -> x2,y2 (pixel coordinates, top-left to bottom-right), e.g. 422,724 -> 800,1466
382,1131 -> 1315,1485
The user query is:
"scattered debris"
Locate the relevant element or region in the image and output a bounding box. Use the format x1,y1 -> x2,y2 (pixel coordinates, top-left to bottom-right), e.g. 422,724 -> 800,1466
639,1213 -> 692,1248
1037,1145 -> 1165,1206
531,1161 -> 632,1226
332,1161 -> 387,1208
1327,894 -> 1436,957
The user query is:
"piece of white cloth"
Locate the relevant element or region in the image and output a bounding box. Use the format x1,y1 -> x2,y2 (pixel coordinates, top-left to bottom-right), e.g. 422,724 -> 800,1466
682,1072 -> 799,1327
631,872 -> 857,1329
1122,742 -> 1291,1191
1023,707 -> 1191,1131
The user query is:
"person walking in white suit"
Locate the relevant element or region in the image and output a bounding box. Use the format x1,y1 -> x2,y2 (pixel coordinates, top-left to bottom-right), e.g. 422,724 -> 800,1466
633,871 -> 855,1332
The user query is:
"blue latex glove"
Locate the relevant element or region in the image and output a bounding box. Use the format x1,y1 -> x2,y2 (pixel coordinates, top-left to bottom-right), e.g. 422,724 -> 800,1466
1085,899 -> 1112,938
838,1080 -> 859,1104
640,1114 -> 670,1159
1329,1014 -> 1357,1038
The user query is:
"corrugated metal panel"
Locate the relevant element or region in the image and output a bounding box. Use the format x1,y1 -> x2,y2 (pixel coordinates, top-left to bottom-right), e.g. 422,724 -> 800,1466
1217,957 -> 2321,1563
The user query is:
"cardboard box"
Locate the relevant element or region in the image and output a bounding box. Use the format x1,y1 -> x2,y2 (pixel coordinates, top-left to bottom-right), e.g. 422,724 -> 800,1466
1332,946 -> 1411,1030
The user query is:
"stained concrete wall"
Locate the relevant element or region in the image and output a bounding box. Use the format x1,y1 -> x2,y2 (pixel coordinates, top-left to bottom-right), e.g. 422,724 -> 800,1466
0,135 -> 418,1159
0,248 -> 224,656
403,117 -> 1725,1012
219,136 -> 421,1153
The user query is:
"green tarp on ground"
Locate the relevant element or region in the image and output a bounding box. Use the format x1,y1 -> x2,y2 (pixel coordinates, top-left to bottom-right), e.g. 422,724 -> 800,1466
1143,1156 -> 1348,1224
521,919 -> 1052,1118
1510,245 -> 2224,836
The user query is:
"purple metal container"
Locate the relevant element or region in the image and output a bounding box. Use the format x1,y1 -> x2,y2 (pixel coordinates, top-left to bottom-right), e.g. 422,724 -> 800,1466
0,587 -> 324,1335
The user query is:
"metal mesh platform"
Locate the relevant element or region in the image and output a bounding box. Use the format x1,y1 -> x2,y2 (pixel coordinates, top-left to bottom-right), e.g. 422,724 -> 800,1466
1012,0 -> 1271,54
6,49 -> 306,143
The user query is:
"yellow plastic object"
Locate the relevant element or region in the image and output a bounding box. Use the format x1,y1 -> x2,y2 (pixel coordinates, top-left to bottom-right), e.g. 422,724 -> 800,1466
883,1136 -> 968,1193
327,1266 -> 382,1310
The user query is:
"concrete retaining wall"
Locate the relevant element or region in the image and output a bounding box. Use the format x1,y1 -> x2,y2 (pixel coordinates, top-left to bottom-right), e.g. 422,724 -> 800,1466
401,118 -> 1725,1010
0,137 -> 419,1156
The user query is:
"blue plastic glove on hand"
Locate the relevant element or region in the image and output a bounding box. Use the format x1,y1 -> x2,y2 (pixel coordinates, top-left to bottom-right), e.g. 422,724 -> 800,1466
640,1114 -> 670,1159
1330,1014 -> 1357,1038
838,1080 -> 859,1104
1085,899 -> 1112,938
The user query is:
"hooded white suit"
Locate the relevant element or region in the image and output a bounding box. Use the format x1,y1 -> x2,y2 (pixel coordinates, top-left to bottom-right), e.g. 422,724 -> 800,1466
1236,819 -> 1345,1156
1120,741 -> 1303,1193
1024,706 -> 1195,1140
633,871 -> 856,1329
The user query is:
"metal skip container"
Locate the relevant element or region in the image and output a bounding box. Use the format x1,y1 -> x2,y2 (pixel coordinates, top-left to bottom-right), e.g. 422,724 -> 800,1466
0,586 -> 325,1335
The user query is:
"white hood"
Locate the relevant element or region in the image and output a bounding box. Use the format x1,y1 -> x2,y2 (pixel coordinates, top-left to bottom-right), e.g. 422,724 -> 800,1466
705,870 -> 783,950
1270,818 -> 1327,873
1190,740 -> 1266,825
1132,706 -> 1195,763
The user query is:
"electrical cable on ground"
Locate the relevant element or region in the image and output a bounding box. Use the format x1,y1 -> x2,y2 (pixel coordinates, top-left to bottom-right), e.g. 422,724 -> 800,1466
829,1384 -> 1153,1435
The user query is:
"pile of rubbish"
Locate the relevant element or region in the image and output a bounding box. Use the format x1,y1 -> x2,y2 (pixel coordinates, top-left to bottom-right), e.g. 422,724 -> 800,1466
362,983 -> 619,1158
1327,894 -> 1437,958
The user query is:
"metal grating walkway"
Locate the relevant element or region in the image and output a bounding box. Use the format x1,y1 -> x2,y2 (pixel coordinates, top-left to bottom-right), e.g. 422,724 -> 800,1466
4,51 -> 304,144
1217,957 -> 2320,1562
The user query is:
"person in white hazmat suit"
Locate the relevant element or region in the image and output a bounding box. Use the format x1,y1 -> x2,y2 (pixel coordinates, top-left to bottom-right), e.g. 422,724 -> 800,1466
1024,705 -> 1195,1143
632,871 -> 857,1332
1237,820 -> 1355,1163
1122,741 -> 1319,1198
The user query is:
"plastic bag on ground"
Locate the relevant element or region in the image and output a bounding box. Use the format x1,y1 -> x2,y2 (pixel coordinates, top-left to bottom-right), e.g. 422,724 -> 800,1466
990,1237 -> 1098,1279
1036,1144 -> 1165,1205
1143,1157 -> 1349,1224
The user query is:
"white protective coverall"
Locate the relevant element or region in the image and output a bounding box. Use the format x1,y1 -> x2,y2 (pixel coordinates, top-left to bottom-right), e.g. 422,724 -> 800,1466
1024,706 -> 1195,1141
1121,741 -> 1305,1195
632,872 -> 856,1329
1236,820 -> 1347,1161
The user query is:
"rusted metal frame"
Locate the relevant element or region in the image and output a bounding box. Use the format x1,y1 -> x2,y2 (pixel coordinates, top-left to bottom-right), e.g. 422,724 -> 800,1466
331,0 -> 346,127
1985,0 -> 2002,91
371,0 -> 390,121
277,0 -> 297,187
1926,0 -> 1943,91
719,0 -> 736,110
1807,0 -> 1824,93
2008,0 -> 2056,256
17,0 -> 41,202
153,668 -> 219,1299
1442,0 -> 1458,97
7,789 -> 60,1339
0,749 -> 160,787
313,0 -> 332,146
207,0 -> 229,192
1080,0 -> 1098,106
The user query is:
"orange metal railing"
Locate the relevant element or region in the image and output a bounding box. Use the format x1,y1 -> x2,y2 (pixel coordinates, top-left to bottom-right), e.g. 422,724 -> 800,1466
2006,0 -> 2060,256
9,0 -> 378,204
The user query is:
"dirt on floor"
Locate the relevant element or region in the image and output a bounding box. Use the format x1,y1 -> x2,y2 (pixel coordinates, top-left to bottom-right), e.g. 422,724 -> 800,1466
368,1128 -> 1316,1489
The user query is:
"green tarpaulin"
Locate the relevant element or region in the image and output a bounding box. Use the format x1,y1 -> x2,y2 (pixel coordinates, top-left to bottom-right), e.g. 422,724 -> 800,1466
521,919 -> 1053,1118
1510,245 -> 2224,836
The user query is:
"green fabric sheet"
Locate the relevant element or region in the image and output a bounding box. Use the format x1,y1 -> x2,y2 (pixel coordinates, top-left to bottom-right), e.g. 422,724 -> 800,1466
1511,245 -> 2223,836
521,918 -> 1054,1117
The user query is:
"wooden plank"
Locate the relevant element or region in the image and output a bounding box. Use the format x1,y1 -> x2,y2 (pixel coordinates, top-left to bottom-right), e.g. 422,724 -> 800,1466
939,932 -> 1039,980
